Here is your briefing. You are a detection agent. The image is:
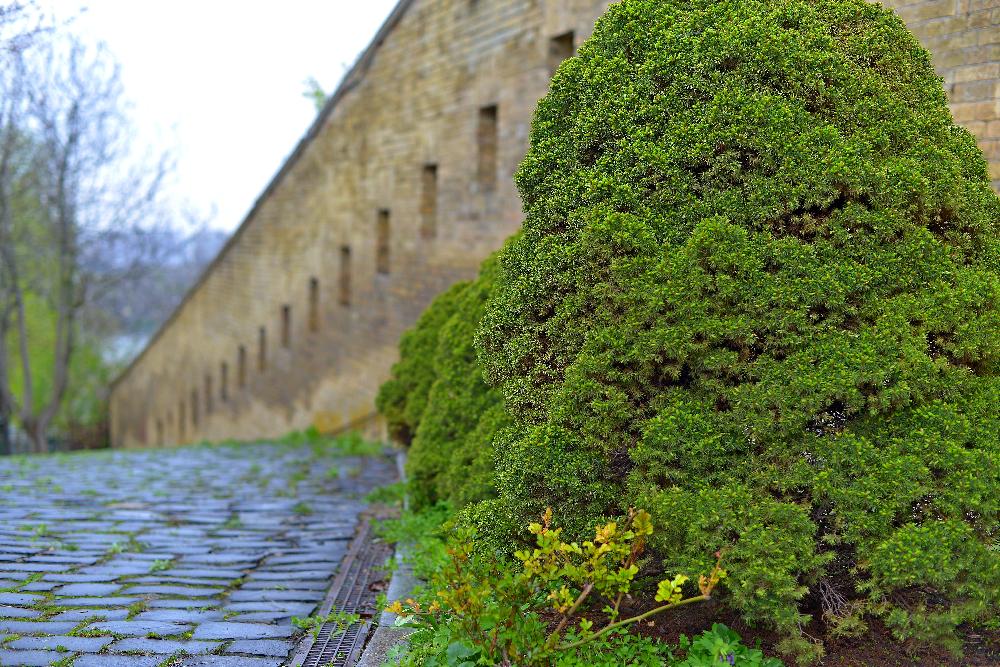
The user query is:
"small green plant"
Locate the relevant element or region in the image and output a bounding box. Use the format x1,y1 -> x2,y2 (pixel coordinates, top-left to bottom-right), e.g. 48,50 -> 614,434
149,559 -> 172,573
23,522 -> 51,538
220,515 -> 244,530
291,610 -> 360,638
674,624 -> 783,667
126,600 -> 147,619
292,501 -> 314,516
389,508 -> 725,665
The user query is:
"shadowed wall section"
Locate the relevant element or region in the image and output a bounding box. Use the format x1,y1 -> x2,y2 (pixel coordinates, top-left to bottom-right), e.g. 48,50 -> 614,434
109,0 -> 1000,448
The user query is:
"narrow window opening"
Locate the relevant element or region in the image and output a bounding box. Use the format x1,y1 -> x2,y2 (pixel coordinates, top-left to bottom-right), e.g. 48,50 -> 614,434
179,401 -> 186,439
548,31 -> 575,73
258,327 -> 267,372
281,304 -> 292,348
376,210 -> 390,275
339,246 -> 352,306
238,345 -> 247,388
420,164 -> 438,239
205,375 -> 213,414
156,419 -> 164,446
477,105 -> 498,191
191,389 -> 200,427
308,278 -> 320,333
221,362 -> 229,402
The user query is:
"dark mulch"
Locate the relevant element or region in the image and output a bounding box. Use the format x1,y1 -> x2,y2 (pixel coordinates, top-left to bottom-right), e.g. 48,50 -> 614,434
624,598 -> 1000,666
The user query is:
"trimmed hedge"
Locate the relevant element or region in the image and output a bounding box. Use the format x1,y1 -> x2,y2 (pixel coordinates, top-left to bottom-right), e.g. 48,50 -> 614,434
379,256 -> 509,509
377,280 -> 468,447
475,0 -> 1000,658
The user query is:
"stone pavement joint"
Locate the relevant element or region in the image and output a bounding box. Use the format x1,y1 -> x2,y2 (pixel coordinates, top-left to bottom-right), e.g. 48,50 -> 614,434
0,442 -> 397,666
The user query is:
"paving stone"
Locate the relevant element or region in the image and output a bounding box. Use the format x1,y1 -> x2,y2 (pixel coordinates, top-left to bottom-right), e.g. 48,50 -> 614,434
0,562 -> 68,572
56,583 -> 122,596
91,620 -> 193,636
135,609 -> 224,623
110,637 -> 220,654
19,581 -> 58,592
7,634 -> 114,651
130,576 -> 228,586
229,611 -> 300,622
147,598 -> 218,609
51,608 -> 130,622
0,620 -> 76,634
228,588 -> 322,602
179,657 -> 282,667
0,649 -> 68,666
125,585 -> 223,597
44,573 -> 113,582
157,568 -> 244,579
59,596 -> 142,607
74,656 -> 166,667
192,621 -> 294,640
221,601 -> 315,616
0,592 -> 43,605
240,579 -> 327,591
225,639 -> 295,657
0,606 -> 38,618
246,570 -> 331,581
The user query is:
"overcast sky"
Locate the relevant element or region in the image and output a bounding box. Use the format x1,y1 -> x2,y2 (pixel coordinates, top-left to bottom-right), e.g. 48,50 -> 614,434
43,0 -> 400,232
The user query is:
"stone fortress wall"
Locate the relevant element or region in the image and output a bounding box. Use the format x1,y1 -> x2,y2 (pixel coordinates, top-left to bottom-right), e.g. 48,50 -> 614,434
109,0 -> 1000,448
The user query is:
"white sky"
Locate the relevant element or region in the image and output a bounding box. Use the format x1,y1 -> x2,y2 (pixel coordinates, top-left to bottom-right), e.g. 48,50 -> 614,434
43,0 -> 400,232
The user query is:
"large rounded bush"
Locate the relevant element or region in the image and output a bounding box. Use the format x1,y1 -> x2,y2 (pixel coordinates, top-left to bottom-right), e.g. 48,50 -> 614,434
477,0 -> 1000,655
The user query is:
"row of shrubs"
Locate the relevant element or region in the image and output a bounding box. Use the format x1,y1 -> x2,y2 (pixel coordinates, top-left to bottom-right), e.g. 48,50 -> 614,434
376,0 -> 1000,662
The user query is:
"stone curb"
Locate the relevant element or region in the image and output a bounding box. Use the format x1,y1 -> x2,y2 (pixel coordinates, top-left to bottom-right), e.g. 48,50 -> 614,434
356,451 -> 418,667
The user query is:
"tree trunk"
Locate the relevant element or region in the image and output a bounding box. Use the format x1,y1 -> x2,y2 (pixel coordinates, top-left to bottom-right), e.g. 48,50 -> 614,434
0,406 -> 10,456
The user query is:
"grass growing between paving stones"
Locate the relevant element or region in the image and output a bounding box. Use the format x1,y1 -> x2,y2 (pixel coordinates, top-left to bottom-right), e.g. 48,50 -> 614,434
0,435 -> 398,665
292,610 -> 360,638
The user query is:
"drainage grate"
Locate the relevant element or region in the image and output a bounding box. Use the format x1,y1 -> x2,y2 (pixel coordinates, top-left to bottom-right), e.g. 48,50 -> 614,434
301,618 -> 371,667
292,515 -> 394,667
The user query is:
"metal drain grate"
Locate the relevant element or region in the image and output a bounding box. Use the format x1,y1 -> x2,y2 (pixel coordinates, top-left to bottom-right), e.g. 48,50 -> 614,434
292,516 -> 394,667
301,618 -> 371,667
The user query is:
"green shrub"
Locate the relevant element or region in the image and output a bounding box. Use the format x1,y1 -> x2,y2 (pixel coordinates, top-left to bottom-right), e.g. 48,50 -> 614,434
387,508 -> 727,666
377,280 -> 469,445
476,0 -> 1000,658
378,255 -> 510,509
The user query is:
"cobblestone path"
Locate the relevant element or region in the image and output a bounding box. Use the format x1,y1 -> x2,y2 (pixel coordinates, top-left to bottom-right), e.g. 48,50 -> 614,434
0,442 -> 398,667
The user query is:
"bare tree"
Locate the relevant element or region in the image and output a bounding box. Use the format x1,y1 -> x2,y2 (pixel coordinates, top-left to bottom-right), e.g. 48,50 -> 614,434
0,11 -> 34,454
0,2 -> 43,55
0,36 -> 170,453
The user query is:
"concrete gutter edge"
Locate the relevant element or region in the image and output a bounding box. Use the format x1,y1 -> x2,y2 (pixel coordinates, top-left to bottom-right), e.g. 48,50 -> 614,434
356,451 -> 419,667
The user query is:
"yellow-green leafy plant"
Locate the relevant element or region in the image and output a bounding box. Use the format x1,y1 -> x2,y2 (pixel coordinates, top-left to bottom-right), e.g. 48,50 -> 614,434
387,508 -> 725,666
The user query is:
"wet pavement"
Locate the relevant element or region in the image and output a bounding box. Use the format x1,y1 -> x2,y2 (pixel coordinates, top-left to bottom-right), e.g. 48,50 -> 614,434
0,442 -> 397,666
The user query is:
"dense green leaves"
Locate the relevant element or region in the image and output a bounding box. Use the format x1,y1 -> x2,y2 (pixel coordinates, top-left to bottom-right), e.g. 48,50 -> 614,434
473,0 -> 1000,656
378,255 -> 509,509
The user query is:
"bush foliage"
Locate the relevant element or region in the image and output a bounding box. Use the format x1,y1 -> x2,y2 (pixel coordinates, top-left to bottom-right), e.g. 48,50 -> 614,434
378,255 -> 509,509
380,0 -> 1000,658
474,0 -> 1000,655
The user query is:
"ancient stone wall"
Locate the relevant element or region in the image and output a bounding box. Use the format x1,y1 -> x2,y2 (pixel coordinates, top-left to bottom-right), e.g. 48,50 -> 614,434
109,0 -> 1000,448
885,0 -> 999,190
110,0 -> 615,447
